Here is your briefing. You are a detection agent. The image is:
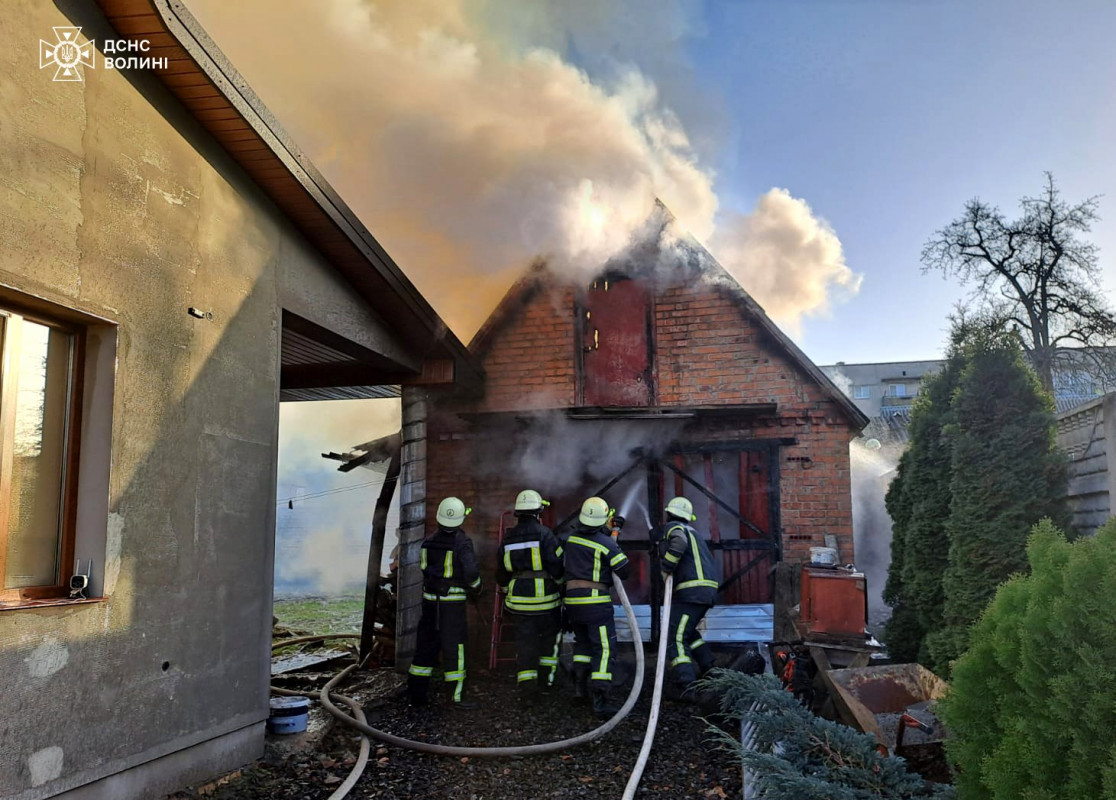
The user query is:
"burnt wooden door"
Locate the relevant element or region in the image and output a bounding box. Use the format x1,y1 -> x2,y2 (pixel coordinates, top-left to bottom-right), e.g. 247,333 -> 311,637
664,447 -> 779,605
579,278 -> 653,406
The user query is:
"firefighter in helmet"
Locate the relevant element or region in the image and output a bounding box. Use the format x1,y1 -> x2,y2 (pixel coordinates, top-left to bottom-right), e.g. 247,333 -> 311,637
659,496 -> 720,698
407,496 -> 482,707
562,496 -> 631,718
495,489 -> 564,694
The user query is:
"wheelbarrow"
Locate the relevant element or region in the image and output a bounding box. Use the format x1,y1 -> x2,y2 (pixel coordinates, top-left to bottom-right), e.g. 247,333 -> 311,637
822,663 -> 951,783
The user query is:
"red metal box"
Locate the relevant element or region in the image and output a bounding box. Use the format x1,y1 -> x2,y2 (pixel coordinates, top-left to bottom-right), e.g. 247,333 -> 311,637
799,566 -> 867,639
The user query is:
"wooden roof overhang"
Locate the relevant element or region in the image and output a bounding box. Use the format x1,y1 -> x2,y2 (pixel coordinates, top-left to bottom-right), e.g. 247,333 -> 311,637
95,0 -> 483,401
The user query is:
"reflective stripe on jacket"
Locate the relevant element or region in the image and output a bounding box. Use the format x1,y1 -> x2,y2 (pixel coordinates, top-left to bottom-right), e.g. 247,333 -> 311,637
660,521 -> 719,606
496,516 -> 564,612
420,526 -> 481,602
562,526 -> 630,606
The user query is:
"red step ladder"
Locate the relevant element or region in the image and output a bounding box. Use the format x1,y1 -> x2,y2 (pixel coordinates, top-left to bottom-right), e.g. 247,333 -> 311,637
488,510 -> 517,671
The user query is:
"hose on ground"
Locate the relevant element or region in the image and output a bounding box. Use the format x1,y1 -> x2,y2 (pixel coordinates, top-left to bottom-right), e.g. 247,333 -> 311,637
622,574 -> 672,800
317,579 -> 645,757
268,638 -> 369,800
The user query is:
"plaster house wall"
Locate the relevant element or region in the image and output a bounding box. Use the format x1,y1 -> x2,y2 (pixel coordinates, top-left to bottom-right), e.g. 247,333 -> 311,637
0,2 -> 407,797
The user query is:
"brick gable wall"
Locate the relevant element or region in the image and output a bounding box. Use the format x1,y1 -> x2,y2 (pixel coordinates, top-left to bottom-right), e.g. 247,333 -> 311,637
419,274 -> 857,575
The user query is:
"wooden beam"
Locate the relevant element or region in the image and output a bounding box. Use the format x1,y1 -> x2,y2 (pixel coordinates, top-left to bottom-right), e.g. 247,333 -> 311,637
280,359 -> 456,392
360,443 -> 402,663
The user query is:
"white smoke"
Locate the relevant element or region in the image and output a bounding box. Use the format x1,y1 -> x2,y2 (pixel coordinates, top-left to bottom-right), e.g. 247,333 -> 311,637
710,189 -> 862,333
850,439 -> 900,629
275,398 -> 401,596
185,0 -> 862,336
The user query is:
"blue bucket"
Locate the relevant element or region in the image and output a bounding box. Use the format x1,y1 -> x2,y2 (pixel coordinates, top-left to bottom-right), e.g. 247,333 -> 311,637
267,696 -> 310,735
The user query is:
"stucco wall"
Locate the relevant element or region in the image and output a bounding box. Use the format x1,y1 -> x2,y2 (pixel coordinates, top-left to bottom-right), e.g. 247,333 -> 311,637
0,3 -> 380,797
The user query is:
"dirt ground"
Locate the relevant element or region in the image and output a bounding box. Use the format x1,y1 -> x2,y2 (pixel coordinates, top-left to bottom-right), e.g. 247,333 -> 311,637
170,666 -> 741,800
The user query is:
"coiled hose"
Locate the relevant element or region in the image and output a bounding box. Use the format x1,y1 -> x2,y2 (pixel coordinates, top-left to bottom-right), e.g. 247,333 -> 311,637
316,579 -> 645,756
270,638 -> 371,800
270,580 -> 650,798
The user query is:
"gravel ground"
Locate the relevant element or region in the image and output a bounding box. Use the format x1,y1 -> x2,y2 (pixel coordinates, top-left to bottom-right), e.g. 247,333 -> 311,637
170,665 -> 741,800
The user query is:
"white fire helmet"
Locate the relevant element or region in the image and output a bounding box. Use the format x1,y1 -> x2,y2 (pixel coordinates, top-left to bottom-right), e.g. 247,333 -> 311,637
514,489 -> 550,513
579,496 -> 612,527
665,496 -> 696,522
436,496 -> 471,528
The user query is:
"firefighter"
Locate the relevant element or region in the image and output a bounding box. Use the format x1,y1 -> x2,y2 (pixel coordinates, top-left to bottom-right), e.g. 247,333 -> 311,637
562,496 -> 631,718
407,496 -> 482,707
495,489 -> 564,693
659,496 -> 720,698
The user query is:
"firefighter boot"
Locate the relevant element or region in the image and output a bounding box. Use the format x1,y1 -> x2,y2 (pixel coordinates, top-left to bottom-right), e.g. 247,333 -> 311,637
572,665 -> 590,703
407,684 -> 429,707
591,688 -> 621,719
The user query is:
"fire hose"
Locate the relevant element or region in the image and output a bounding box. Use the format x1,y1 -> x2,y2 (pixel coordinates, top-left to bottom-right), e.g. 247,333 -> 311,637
271,580 -> 666,796
622,574 -> 672,800
317,579 -> 645,755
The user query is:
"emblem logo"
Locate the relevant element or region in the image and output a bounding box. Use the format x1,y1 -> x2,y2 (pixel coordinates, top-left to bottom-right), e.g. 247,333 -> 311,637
40,27 -> 95,82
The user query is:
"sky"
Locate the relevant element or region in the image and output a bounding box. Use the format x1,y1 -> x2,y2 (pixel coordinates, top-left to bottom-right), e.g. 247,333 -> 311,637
184,0 -> 1116,366
686,0 -> 1116,363
180,0 -> 1116,592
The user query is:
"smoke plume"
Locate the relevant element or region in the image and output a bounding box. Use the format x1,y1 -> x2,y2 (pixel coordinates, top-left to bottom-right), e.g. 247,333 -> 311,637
850,439 -> 899,629
709,190 -> 862,333
185,0 -> 862,336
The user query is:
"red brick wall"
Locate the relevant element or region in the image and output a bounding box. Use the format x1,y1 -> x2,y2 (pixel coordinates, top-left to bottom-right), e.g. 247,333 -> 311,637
474,284 -> 577,412
651,281 -> 855,563
423,274 -> 857,572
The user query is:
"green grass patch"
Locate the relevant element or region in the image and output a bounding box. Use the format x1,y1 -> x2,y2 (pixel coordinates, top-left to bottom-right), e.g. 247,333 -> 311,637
273,595 -> 364,635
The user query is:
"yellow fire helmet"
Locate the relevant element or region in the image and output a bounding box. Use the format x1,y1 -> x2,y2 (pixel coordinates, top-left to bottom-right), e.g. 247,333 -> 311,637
436,496 -> 471,528
665,496 -> 696,522
579,496 -> 612,527
514,489 -> 550,513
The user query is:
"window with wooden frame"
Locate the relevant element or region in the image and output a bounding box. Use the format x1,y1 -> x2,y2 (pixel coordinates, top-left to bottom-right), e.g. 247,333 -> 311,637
0,305 -> 84,604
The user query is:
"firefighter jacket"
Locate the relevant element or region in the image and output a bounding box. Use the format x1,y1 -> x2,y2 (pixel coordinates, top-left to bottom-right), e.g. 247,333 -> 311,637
496,516 -> 564,613
660,520 -> 719,606
419,526 -> 481,603
562,524 -> 631,608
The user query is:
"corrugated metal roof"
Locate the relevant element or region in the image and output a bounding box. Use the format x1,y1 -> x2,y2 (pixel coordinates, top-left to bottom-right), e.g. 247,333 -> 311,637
614,603 -> 774,643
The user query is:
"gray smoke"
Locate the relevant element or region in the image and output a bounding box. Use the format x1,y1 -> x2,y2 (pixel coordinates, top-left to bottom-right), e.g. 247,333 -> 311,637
850,439 -> 899,629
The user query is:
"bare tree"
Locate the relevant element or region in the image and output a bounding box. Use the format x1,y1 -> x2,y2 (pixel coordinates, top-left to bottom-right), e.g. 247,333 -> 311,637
922,173 -> 1116,392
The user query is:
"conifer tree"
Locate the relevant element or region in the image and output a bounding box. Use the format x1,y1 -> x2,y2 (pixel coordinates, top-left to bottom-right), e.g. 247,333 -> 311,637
883,450 -> 923,663
705,672 -> 954,798
939,519 -> 1116,800
927,332 -> 1067,669
883,336 -> 963,669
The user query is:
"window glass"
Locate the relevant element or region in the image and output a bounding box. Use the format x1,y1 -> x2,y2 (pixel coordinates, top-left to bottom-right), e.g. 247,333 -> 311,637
890,383 -> 908,397
4,319 -> 73,589
852,385 -> 870,399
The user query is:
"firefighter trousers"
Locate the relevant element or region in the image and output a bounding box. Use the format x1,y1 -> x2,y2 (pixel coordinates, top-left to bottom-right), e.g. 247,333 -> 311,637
568,608 -> 617,692
408,599 -> 468,703
667,601 -> 714,686
510,608 -> 562,687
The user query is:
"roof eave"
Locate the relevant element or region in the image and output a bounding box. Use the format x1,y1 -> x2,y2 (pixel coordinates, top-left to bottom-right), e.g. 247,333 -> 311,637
95,0 -> 482,384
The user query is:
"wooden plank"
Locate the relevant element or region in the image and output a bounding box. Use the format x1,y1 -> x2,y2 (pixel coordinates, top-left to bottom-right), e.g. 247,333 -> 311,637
160,73 -> 213,89
174,86 -> 223,100
360,444 -> 402,662
703,453 -> 720,542
101,13 -> 166,36
97,0 -> 161,16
